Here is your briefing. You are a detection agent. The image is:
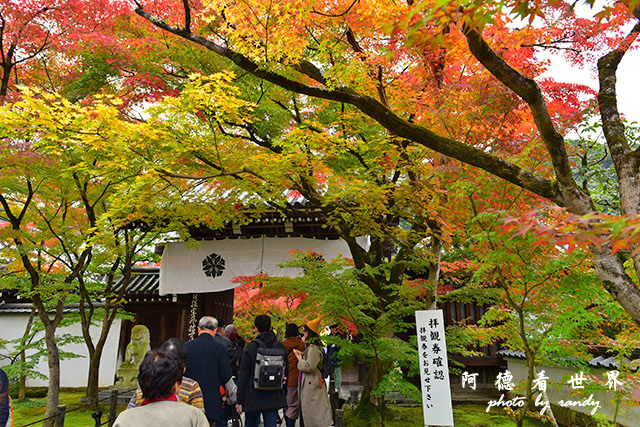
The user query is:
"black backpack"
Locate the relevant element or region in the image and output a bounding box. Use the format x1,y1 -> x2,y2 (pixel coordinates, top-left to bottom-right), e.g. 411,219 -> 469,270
320,346 -> 334,379
229,340 -> 242,376
253,337 -> 287,390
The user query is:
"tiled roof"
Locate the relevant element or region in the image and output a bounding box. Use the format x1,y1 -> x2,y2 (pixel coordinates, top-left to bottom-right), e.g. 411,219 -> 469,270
0,301 -> 103,314
112,267 -> 160,295
0,268 -> 168,313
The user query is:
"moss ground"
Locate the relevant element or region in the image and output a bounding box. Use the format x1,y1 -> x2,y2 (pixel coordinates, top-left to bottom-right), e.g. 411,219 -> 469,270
12,391 -> 548,426
12,390 -> 127,427
343,403 -> 549,426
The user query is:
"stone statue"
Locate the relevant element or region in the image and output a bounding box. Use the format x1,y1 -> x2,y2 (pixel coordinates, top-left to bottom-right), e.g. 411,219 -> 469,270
115,324 -> 150,387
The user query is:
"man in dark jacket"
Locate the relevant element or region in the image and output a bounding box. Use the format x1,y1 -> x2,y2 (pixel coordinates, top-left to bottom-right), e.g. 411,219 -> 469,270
214,325 -> 236,370
1,367 -> 11,427
185,316 -> 233,427
223,324 -> 245,378
236,314 -> 288,427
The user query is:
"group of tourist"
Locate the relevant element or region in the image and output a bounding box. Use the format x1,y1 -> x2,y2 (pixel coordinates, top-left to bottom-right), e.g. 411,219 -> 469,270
115,314 -> 336,427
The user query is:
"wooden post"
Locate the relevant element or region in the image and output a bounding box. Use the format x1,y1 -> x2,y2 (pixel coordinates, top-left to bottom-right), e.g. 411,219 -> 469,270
334,409 -> 344,427
108,389 -> 118,427
92,411 -> 103,427
54,405 -> 66,427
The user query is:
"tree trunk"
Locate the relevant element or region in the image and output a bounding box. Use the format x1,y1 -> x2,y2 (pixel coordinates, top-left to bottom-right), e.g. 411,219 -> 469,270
533,367 -> 559,427
355,360 -> 387,425
83,265 -> 129,407
591,248 -> 640,324
85,322 -> 114,407
425,237 -> 442,311
42,320 -> 61,427
86,348 -> 100,407
515,354 -> 535,427
18,308 -> 35,401
18,354 -> 26,401
31,293 -> 66,427
0,62 -> 12,98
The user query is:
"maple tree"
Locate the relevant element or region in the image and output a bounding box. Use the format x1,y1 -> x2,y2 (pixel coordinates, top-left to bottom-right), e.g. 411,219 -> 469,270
0,0 -> 53,97
0,106 -> 86,425
0,88 -> 162,419
231,274 -> 308,338
46,66 -> 443,416
0,0 -> 135,100
77,229 -> 159,407
0,308 -> 83,400
131,0 -> 640,328
111,71 -> 449,416
272,255 -> 430,423
452,212 -> 638,426
3,0 -> 640,423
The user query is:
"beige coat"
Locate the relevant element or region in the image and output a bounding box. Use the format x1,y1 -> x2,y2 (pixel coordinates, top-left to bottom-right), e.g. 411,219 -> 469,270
297,343 -> 333,427
113,400 -> 209,427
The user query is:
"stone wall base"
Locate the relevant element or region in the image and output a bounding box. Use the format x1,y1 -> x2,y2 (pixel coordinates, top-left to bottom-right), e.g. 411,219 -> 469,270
551,403 -> 621,427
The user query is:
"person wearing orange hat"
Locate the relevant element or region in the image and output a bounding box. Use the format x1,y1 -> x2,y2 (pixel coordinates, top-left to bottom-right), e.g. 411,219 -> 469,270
294,318 -> 333,427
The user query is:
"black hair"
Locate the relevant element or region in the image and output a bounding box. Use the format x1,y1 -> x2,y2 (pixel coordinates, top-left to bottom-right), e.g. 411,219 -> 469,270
138,349 -> 183,400
303,325 -> 320,342
160,338 -> 188,368
254,314 -> 271,332
285,323 -> 300,338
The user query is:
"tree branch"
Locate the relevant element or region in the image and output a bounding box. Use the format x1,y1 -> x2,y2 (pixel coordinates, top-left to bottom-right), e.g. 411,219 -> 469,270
292,61 -> 328,86
521,33 -> 579,53
597,21 -> 640,284
597,22 -> 640,197
17,179 -> 36,225
182,0 -> 191,33
14,31 -> 51,65
157,166 -> 266,181
312,0 -> 358,17
463,26 -> 591,212
0,12 -> 6,65
218,120 -> 283,153
134,5 -> 560,204
345,27 -> 389,106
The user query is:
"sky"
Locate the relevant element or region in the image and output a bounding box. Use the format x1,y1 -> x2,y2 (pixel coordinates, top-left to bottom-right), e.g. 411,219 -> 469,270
617,52 -> 640,124
539,1 -> 640,124
545,45 -> 640,124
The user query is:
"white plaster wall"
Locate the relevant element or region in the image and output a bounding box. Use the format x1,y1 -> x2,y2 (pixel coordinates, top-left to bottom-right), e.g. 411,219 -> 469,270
506,358 -> 640,427
0,313 -> 122,388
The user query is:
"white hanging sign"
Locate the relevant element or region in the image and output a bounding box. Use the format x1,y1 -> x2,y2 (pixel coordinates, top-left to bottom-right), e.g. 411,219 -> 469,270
159,236 -> 368,295
415,309 -> 454,426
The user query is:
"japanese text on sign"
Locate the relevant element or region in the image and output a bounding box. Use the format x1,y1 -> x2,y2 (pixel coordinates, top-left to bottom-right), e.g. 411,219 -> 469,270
415,310 -> 454,426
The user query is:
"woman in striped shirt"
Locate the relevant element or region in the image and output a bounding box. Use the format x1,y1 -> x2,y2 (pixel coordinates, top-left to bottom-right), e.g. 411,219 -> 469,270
128,338 -> 205,412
